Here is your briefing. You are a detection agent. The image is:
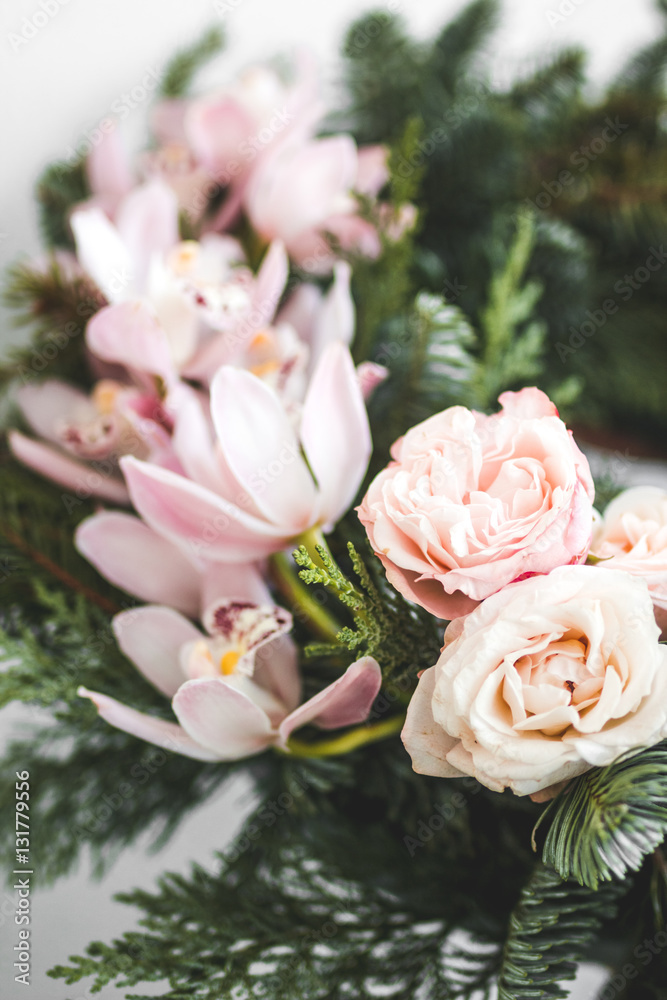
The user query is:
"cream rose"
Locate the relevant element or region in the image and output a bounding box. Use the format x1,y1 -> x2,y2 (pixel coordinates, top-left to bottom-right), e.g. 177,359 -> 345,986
358,388 -> 594,619
592,486 -> 667,633
401,565 -> 667,798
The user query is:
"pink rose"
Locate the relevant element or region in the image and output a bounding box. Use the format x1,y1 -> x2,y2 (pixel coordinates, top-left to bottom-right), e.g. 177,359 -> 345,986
592,486 -> 667,633
402,565 -> 667,798
358,388 -> 595,619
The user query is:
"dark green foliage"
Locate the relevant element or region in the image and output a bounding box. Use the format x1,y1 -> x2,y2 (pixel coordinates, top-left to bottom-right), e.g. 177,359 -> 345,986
366,292 -> 478,475
159,26 -> 225,98
497,864 -> 626,999
35,159 -> 90,250
429,0 -> 499,96
49,745 -> 543,998
0,446 -> 123,610
1,257 -> 105,391
342,0 -> 667,443
351,116 -> 425,364
540,742 -> 667,890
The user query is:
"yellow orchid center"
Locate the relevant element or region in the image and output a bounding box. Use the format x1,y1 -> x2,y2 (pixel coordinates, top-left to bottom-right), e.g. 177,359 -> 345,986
250,359 -> 281,378
220,649 -> 242,675
168,241 -> 200,276
249,329 -> 275,350
92,380 -> 122,415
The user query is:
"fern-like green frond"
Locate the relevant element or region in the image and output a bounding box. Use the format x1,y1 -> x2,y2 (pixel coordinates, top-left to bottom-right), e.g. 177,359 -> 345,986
293,540 -> 441,686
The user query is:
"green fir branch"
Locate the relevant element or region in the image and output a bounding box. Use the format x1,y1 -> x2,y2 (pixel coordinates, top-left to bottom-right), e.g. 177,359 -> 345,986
498,863 -> 626,1000
159,26 -> 225,98
540,742 -> 667,890
35,159 -> 90,250
429,0 -> 499,95
1,257 -> 105,391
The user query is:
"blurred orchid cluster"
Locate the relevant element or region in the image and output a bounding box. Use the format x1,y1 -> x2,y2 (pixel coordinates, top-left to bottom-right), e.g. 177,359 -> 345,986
8,54 -> 406,760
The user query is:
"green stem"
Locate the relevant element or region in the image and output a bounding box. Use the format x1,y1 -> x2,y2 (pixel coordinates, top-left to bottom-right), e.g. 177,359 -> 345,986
280,715 -> 405,758
269,551 -> 342,644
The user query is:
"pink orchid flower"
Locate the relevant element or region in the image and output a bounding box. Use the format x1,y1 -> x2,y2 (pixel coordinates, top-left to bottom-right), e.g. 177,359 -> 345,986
8,378 -> 173,504
83,237 -> 289,387
78,597 -> 382,761
119,341 -> 371,563
243,137 -> 389,273
152,57 -> 321,231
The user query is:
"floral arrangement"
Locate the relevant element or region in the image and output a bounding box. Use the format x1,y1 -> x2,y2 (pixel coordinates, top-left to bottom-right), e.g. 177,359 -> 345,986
4,4 -> 667,998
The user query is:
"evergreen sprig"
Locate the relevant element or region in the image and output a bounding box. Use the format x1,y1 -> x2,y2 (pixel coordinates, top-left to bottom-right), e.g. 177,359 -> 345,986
497,863 -> 626,1000
366,292 -> 478,476
158,26 -> 226,98
1,257 -> 105,391
35,159 -> 90,250
539,742 -> 667,890
48,745 -> 541,999
475,209 -> 580,410
351,115 -> 425,364
293,540 -> 441,684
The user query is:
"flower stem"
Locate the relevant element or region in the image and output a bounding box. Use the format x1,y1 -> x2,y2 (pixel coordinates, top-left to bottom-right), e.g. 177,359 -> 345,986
296,525 -> 333,568
280,714 -> 405,758
269,551 -> 342,644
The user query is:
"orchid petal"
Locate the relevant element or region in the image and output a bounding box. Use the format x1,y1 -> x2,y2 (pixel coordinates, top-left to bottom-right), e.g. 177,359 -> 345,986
16,380 -> 92,444
185,96 -> 256,174
200,562 -> 272,616
251,239 -> 288,329
76,512 -> 201,616
210,366 -> 317,528
86,301 -> 174,380
150,100 -> 188,145
112,605 -> 201,697
115,179 -> 179,291
357,361 -> 389,401
78,686 -> 218,760
204,599 -> 291,655
253,633 -> 302,713
355,145 -> 389,196
276,282 -> 322,341
278,655 -> 382,744
309,261 -> 354,367
120,456 -> 289,562
86,126 -> 133,208
70,206 -> 133,302
173,677 -> 275,759
169,384 -> 229,494
8,430 -> 130,504
300,342 -> 371,527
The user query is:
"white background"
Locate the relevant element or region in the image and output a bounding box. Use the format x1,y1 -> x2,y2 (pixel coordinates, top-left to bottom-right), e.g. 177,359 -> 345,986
0,0 -> 664,996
